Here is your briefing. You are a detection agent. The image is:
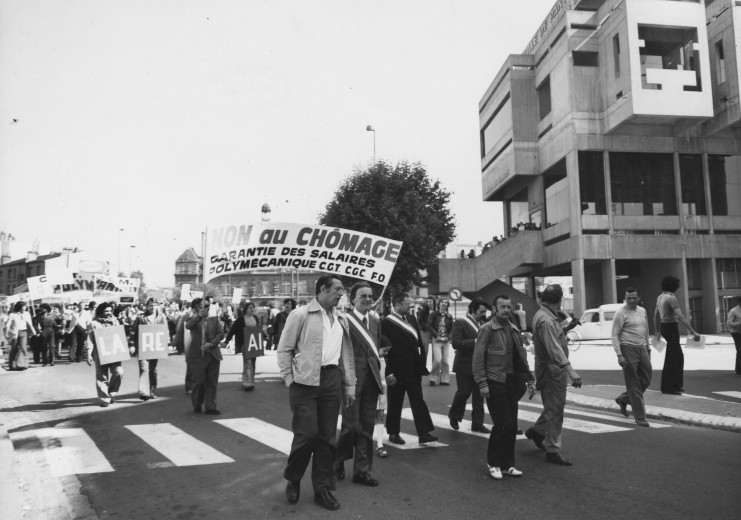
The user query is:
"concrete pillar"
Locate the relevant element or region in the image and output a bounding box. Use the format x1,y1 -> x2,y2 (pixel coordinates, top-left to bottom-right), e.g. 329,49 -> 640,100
571,259 -> 586,317
566,150 -> 582,236
700,258 -> 719,333
601,259 -> 617,304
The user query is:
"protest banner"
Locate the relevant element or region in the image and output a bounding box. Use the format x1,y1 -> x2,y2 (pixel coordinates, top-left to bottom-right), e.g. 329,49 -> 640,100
243,325 -> 265,359
137,324 -> 170,360
93,325 -> 131,364
204,223 -> 403,287
27,275 -> 56,300
181,284 -> 191,301
231,288 -> 242,305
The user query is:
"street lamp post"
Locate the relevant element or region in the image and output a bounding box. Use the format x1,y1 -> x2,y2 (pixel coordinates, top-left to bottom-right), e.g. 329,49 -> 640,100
118,228 -> 124,276
366,125 -> 375,163
129,245 -> 136,277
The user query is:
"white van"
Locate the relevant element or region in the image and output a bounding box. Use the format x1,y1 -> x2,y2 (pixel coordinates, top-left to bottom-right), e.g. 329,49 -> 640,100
573,303 -> 624,340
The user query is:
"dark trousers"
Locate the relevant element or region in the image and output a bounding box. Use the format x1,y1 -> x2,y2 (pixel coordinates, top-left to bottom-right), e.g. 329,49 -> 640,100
449,373 -> 485,428
336,376 -> 379,476
615,345 -> 652,421
190,355 -> 220,411
74,327 -> 88,361
485,376 -> 526,469
385,378 -> 434,437
284,366 -> 342,493
732,333 -> 741,375
65,332 -> 77,361
42,330 -> 56,365
660,322 -> 683,393
138,359 -> 158,397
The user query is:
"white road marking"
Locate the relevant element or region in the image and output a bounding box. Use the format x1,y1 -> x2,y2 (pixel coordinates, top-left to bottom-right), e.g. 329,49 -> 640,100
713,391 -> 741,399
425,412 -> 491,438
216,418 -> 293,455
518,402 -> 671,428
125,424 -> 234,466
517,410 -> 629,433
10,428 -> 114,476
390,409 -> 447,448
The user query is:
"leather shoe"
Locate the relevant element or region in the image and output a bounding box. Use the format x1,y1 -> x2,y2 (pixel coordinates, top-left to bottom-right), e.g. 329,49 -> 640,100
471,425 -> 491,434
285,480 -> 300,504
388,434 -> 405,445
615,398 -> 629,417
334,463 -> 345,481
525,428 -> 545,451
352,472 -> 379,487
205,409 -> 221,415
314,488 -> 340,511
662,390 -> 682,395
418,433 -> 438,444
545,452 -> 573,466
449,417 -> 459,430
635,419 -> 650,427
429,381 -> 436,386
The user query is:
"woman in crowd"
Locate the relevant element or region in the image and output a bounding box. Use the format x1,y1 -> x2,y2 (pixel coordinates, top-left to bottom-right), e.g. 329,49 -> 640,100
6,301 -> 37,370
224,301 -> 259,391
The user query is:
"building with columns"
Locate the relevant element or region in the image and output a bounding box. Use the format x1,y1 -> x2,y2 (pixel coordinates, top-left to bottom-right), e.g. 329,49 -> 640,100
436,0 -> 741,332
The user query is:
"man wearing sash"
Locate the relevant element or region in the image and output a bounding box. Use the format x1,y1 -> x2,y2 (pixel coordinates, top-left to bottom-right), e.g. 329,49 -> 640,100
448,298 -> 491,433
383,292 -> 438,445
335,282 -> 386,487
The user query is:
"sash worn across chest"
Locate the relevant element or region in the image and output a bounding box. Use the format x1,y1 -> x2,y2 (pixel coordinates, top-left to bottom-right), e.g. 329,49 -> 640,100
462,316 -> 480,335
346,313 -> 380,359
386,314 -> 419,341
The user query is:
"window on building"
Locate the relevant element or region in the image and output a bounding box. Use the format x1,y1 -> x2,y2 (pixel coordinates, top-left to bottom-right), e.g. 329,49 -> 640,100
708,155 -> 741,216
717,259 -> 741,290
638,25 -> 701,91
579,151 -> 606,215
573,51 -> 598,67
679,154 -> 707,215
544,159 -> 569,227
715,40 -> 726,85
507,187 -> 529,229
481,95 -> 513,157
537,77 -> 551,120
609,152 -> 677,216
686,259 -> 702,290
613,34 -> 621,78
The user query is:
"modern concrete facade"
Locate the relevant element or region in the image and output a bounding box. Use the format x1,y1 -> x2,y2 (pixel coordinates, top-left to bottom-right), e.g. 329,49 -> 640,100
439,0 -> 741,333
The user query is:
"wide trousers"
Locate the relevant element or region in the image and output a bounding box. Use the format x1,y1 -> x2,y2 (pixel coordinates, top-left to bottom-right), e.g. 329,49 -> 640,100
9,331 -> 29,370
385,378 -> 434,437
485,376 -> 526,469
336,375 -> 379,476
615,345 -> 652,421
190,355 -> 220,411
660,322 -> 683,393
449,373 -> 485,429
242,352 -> 256,389
531,365 -> 567,454
430,340 -> 451,384
93,350 -> 123,404
138,359 -> 158,397
284,366 -> 342,493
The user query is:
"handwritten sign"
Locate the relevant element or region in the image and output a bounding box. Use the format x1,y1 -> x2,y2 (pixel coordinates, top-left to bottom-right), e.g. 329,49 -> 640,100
138,324 -> 170,360
93,325 -> 130,364
205,222 -> 403,287
242,325 -> 265,360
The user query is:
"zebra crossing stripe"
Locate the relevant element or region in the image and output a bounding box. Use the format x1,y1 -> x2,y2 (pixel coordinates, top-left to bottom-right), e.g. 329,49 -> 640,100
125,424 -> 234,466
517,410 -> 629,433
395,409 -> 448,448
10,428 -> 114,476
216,418 -> 293,455
713,391 -> 741,399
425,412 -> 491,438
518,402 -> 671,428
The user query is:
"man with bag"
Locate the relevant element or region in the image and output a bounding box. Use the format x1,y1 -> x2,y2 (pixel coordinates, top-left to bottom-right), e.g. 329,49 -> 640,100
612,287 -> 652,427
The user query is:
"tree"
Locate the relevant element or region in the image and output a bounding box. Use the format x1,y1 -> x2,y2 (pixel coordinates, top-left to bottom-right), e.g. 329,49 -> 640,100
320,160 -> 456,293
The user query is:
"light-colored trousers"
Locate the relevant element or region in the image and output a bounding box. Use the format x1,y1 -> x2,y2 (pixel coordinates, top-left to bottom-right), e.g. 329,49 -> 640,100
430,340 -> 450,384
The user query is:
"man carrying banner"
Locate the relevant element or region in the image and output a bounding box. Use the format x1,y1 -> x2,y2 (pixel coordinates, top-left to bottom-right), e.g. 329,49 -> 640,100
86,302 -> 125,407
335,282 -> 386,488
131,298 -> 168,401
186,298 -> 225,415
383,292 -> 438,445
278,274 -> 356,511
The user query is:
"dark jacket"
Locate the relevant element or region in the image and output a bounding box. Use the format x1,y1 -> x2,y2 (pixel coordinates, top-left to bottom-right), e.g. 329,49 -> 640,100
383,313 -> 429,382
450,315 -> 481,376
346,311 -> 384,396
472,318 -> 534,388
428,311 -> 453,340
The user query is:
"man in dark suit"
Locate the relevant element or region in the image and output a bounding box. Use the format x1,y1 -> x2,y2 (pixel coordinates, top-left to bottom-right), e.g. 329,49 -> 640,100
335,282 -> 387,487
383,292 -> 438,445
449,298 -> 491,434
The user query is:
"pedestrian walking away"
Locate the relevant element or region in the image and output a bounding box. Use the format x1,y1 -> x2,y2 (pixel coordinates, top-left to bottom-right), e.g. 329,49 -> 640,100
612,288 -> 652,427
525,284 -> 582,466
473,295 -> 536,479
653,275 -> 700,395
335,282 -> 385,488
449,298 -> 491,434
726,296 -> 741,375
277,274 -> 356,511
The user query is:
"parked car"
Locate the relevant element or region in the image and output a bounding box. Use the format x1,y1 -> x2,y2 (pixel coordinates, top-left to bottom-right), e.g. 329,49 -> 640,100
573,303 -> 624,340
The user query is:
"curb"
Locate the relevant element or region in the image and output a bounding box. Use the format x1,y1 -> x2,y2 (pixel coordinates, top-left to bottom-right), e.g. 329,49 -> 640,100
565,393 -> 741,433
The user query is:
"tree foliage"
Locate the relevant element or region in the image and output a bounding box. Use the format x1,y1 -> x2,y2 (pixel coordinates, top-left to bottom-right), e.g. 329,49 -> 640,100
319,160 -> 456,293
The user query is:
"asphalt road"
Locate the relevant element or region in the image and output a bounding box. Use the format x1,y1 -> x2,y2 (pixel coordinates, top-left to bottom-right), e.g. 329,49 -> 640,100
1,354 -> 739,520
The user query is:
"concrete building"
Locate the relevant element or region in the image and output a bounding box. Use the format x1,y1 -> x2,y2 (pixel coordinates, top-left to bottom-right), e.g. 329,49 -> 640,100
437,0 -> 741,333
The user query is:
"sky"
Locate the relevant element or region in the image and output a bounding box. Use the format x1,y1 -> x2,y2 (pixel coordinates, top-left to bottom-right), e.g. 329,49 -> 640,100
0,0 -> 558,287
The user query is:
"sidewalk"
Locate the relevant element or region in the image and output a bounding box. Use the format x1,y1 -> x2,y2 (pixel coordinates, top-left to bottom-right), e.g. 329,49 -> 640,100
566,385 -> 741,433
